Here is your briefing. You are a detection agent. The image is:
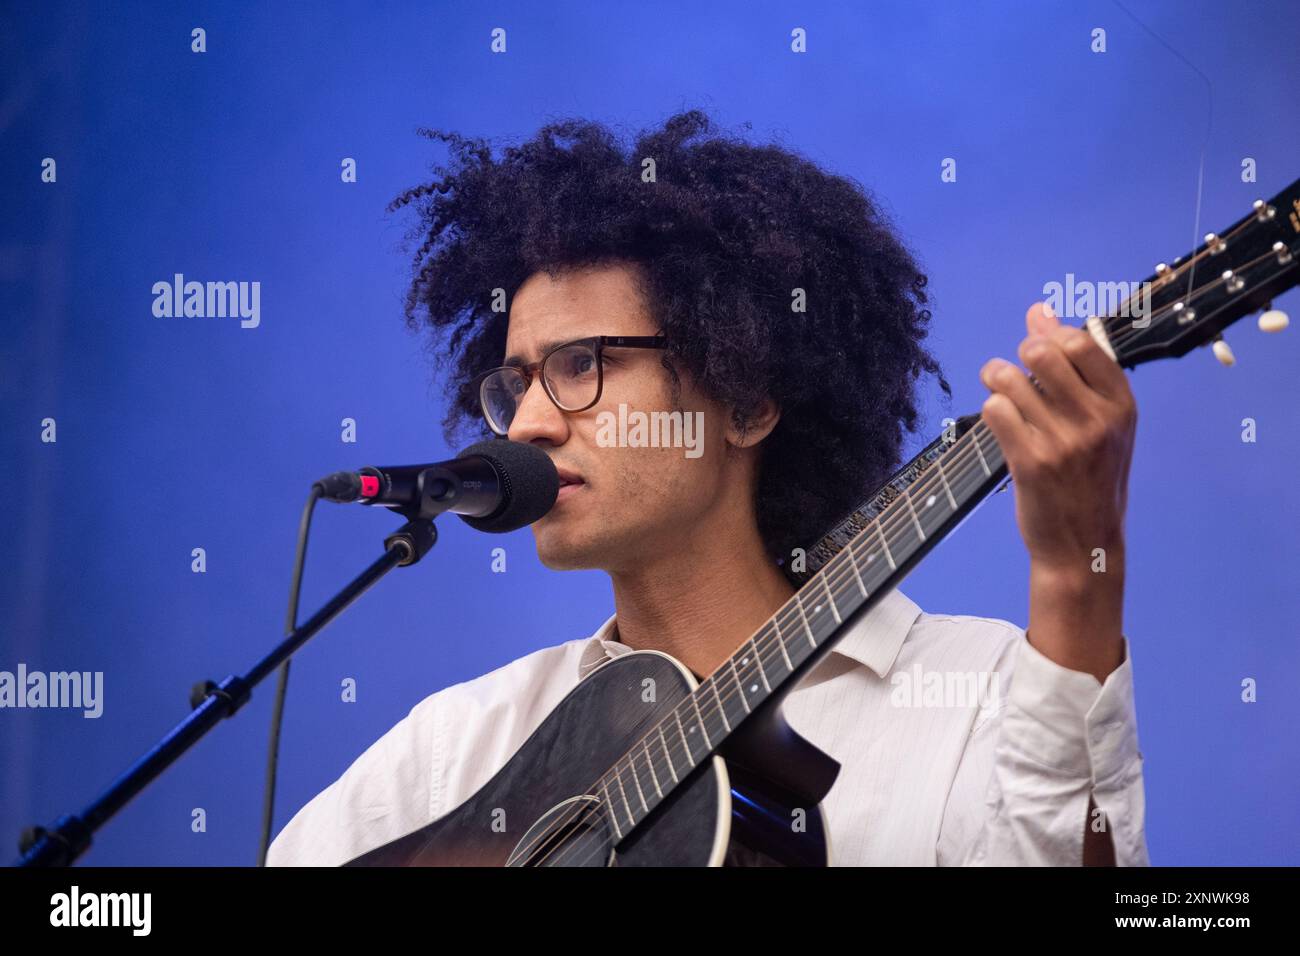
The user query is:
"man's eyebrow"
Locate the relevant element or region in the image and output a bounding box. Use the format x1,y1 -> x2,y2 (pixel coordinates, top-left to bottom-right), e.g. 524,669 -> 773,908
503,337 -> 579,367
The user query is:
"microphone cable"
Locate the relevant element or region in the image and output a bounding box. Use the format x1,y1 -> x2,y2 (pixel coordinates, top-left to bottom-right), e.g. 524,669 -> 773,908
256,483 -> 323,866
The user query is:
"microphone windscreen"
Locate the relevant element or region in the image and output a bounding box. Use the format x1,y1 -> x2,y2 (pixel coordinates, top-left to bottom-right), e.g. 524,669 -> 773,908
456,439 -> 559,533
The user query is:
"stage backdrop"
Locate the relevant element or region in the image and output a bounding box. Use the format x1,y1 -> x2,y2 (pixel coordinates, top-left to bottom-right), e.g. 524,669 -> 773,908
2,0 -> 1297,865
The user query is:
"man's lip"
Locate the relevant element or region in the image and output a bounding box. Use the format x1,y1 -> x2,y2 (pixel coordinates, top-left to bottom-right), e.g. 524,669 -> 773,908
555,468 -> 585,486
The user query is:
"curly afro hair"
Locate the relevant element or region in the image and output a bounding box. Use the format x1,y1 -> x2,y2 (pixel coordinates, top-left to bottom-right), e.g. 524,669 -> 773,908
389,109 -> 949,567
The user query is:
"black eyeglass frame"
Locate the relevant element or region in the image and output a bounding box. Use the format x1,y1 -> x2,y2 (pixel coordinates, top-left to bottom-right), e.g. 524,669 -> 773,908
473,334 -> 668,436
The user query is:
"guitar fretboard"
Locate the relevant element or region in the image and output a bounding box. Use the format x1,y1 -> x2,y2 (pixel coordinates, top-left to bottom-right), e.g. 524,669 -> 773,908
591,418 -> 1008,843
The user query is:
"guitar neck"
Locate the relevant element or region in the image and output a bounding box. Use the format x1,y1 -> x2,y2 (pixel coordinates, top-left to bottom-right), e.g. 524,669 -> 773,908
592,416 -> 1009,834
790,413 -> 987,586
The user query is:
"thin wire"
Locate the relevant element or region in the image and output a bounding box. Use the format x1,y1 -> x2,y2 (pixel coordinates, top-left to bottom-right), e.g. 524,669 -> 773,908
1110,0 -> 1214,315
256,484 -> 322,866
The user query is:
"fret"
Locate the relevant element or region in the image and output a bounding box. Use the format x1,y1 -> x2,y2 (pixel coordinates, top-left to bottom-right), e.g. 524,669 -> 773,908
733,643 -> 767,710
658,725 -> 679,783
772,617 -> 794,670
642,740 -> 663,798
977,424 -> 1004,469
936,459 -> 958,509
748,636 -> 771,692
795,595 -> 817,648
713,661 -> 750,731
708,676 -> 731,732
728,657 -> 752,713
721,662 -> 752,731
689,692 -> 713,750
613,765 -> 635,829
819,573 -> 842,623
806,597 -> 832,644
914,486 -> 951,539
648,738 -> 675,800
600,779 -> 624,839
904,492 -> 927,541
627,750 -> 649,812
972,432 -> 993,476
673,707 -> 701,766
846,547 -> 868,597
874,518 -> 897,570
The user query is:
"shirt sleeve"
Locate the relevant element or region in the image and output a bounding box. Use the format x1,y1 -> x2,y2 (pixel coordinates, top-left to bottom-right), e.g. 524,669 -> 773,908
265,690 -> 443,867
937,631 -> 1149,866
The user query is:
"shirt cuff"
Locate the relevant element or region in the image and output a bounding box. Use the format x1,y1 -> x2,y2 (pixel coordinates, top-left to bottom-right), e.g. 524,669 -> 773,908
1005,633 -> 1140,787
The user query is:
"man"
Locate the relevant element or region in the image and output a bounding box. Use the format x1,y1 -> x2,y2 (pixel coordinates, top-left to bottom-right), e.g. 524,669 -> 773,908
267,111 -> 1146,866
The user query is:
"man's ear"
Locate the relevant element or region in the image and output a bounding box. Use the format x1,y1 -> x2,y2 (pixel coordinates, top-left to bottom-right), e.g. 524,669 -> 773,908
727,396 -> 781,449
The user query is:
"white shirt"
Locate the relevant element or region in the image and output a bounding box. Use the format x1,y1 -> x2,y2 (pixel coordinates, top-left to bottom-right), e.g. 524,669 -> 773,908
266,587 -> 1148,866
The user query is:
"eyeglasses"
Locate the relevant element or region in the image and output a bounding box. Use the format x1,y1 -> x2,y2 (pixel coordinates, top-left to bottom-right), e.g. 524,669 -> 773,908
474,334 -> 667,436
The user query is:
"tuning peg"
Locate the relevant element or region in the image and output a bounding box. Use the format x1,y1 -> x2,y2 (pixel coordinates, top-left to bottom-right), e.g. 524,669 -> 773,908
1259,309 -> 1289,333
1212,335 -> 1236,366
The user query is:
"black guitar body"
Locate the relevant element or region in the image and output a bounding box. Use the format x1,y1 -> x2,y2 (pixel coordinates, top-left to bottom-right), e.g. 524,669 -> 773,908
344,649 -> 839,866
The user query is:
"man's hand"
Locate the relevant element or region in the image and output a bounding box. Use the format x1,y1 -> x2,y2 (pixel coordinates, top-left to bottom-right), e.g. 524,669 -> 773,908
978,301 -> 1137,683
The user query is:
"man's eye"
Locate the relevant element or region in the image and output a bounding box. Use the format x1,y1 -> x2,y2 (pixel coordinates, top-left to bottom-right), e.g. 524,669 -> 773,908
563,354 -> 596,376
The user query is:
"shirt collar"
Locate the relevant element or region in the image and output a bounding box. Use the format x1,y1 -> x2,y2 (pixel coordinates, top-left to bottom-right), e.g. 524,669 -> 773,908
577,586 -> 922,682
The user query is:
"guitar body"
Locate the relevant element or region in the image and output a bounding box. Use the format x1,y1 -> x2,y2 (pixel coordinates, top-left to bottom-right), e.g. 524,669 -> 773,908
344,649 -> 838,866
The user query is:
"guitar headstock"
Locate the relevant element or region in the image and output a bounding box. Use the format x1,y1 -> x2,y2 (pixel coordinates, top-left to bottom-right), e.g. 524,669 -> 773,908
1102,178 -> 1300,369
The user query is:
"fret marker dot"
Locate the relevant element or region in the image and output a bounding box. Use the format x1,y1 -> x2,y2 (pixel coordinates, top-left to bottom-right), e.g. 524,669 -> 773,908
741,657 -> 749,665
926,495 -> 936,508
750,683 -> 759,693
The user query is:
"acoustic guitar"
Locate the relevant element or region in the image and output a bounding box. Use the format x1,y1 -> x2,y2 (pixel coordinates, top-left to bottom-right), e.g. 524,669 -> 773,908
344,179 -> 1300,867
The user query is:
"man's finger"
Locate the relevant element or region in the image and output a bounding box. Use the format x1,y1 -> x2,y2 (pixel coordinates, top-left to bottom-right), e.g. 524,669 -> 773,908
1026,300 -> 1060,337
1050,325 -> 1130,402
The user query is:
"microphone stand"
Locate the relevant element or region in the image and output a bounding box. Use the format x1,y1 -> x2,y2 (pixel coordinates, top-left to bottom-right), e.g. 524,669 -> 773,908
14,514 -> 438,867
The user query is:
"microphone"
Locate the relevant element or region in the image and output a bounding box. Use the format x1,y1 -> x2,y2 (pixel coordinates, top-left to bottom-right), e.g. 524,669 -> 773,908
315,439 -> 559,533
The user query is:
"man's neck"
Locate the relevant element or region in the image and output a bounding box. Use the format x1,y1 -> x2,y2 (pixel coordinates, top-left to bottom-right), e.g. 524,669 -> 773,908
606,528 -> 796,680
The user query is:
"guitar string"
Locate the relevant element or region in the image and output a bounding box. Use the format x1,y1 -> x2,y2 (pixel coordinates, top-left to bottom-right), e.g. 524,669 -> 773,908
513,216 -> 1291,865
1105,205 -> 1287,349
1108,245 -> 1289,352
1011,200 -> 1268,357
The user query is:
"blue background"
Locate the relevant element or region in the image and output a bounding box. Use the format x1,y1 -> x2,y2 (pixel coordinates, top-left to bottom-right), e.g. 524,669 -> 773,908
2,0 -> 1297,865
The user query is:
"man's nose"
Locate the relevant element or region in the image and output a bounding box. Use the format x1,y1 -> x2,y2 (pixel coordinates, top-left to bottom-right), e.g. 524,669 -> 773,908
507,376 -> 568,444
